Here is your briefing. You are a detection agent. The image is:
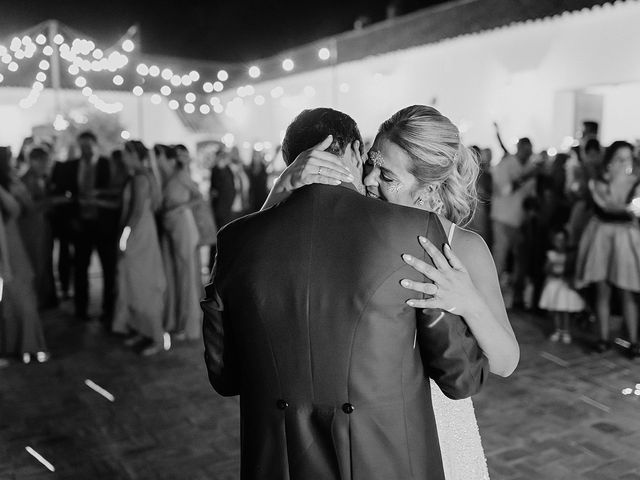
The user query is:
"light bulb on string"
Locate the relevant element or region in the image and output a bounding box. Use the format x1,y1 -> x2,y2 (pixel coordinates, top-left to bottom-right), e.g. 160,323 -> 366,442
189,70 -> 200,82
151,94 -> 162,105
209,96 -> 220,106
185,92 -> 196,103
82,86 -> 93,96
213,81 -> 223,92
213,103 -> 224,114
249,66 -> 260,78
168,99 -> 179,110
184,103 -> 195,114
43,45 -> 53,56
149,65 -> 160,77
160,85 -> 171,96
181,75 -> 192,86
203,82 -> 213,93
53,34 -> 64,45
282,58 -> 294,71
217,70 -> 228,81
122,39 -> 134,52
132,86 -> 144,96
318,47 -> 331,60
69,65 -> 80,75
113,75 -> 124,85
161,68 -> 172,80
1,54 -> 11,64
36,72 -> 47,82
254,95 -> 265,106
10,38 -> 21,51
35,34 -> 46,45
39,60 -> 50,70
14,50 -> 24,60
199,104 -> 210,114
170,75 -> 181,87
8,62 -> 18,72
75,76 -> 87,88
136,63 -> 149,76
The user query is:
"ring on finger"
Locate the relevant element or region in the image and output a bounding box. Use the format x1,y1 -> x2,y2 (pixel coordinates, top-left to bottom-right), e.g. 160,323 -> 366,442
317,166 -> 322,175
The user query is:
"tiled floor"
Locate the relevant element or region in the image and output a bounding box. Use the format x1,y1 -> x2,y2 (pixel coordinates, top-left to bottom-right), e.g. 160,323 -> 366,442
2,299 -> 639,479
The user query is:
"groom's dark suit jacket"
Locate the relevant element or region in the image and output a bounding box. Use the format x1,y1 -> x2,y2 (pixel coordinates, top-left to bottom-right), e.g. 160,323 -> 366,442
202,183 -> 488,480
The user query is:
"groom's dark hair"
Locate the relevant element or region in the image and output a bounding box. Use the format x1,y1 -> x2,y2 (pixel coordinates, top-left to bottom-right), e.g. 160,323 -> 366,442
282,108 -> 364,165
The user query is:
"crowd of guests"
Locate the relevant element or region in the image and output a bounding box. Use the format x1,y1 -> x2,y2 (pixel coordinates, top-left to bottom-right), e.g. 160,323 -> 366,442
0,131 -> 269,366
468,121 -> 640,357
0,120 -> 637,366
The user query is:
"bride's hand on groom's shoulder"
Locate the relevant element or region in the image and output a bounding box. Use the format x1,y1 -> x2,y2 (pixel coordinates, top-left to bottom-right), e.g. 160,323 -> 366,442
276,135 -> 354,192
400,236 -> 481,318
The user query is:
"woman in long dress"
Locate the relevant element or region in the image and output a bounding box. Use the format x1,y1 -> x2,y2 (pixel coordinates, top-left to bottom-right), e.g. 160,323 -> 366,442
18,147 -> 59,310
265,106 -> 519,479
154,144 -> 202,340
0,147 -> 49,363
112,141 -> 167,356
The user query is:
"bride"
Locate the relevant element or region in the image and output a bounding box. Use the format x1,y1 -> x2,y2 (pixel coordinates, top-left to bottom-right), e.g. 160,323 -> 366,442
264,105 -> 519,479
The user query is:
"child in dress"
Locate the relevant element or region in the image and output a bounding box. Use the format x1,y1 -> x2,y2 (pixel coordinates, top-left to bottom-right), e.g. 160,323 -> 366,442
539,228 -> 585,343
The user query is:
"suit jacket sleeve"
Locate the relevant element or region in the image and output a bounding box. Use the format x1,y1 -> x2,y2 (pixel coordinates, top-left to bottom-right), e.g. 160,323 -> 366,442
416,309 -> 488,400
201,235 -> 240,396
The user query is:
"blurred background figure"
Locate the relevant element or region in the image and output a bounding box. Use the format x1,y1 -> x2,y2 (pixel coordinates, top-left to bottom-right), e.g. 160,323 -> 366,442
112,140 -> 167,356
18,147 -> 59,310
575,141 -> 640,356
156,144 -> 202,341
248,149 -> 269,212
468,145 -> 493,246
50,131 -> 119,327
490,130 -> 538,309
0,147 -> 49,364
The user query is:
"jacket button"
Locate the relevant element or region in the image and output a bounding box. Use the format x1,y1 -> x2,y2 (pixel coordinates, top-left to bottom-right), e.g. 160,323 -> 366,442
276,399 -> 288,410
342,403 -> 355,414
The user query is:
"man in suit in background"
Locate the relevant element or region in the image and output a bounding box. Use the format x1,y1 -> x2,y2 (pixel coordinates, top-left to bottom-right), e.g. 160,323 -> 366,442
50,131 -> 119,326
202,108 -> 488,479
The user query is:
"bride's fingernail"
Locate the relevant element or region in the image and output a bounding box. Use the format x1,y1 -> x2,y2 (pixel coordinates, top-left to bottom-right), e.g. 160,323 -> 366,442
419,236 -> 427,243
406,300 -> 415,307
401,279 -> 410,287
402,254 -> 412,262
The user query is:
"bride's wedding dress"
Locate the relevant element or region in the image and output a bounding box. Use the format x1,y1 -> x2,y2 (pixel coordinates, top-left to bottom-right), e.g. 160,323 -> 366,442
430,379 -> 490,479
430,222 -> 490,480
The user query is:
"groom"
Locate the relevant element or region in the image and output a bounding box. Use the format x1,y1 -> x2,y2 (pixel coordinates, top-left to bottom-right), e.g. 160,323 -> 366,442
202,108 -> 488,479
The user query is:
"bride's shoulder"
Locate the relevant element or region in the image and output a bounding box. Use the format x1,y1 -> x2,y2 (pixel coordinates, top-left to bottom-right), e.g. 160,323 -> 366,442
451,227 -> 495,273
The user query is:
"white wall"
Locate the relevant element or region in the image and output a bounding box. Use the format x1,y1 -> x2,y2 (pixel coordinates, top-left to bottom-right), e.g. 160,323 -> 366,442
216,0 -> 640,153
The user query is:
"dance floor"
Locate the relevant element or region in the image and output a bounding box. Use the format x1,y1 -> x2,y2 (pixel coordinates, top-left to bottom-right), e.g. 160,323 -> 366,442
2,298 -> 640,479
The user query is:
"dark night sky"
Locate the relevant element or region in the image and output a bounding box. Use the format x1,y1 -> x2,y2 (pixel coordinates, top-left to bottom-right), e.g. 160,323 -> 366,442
0,0 -> 449,62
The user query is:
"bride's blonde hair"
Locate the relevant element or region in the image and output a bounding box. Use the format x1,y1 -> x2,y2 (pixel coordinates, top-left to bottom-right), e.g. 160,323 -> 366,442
377,105 -> 479,226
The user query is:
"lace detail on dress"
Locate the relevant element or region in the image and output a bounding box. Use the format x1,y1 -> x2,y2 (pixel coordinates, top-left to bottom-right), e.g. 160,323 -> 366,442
430,378 -> 490,480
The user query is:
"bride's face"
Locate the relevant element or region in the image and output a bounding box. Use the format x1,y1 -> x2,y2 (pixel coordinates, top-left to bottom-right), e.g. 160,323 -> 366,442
363,136 -> 422,207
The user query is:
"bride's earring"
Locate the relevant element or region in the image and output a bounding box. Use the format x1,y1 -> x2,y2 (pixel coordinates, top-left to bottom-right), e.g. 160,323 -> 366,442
425,194 -> 444,214
417,198 -> 425,206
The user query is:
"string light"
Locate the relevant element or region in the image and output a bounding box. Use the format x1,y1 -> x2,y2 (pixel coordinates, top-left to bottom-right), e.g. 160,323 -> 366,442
161,68 -> 173,80
35,34 -> 46,45
170,75 -> 182,87
75,76 -> 87,87
36,72 -> 46,82
282,58 -> 294,71
183,103 -> 195,114
42,45 -> 53,56
150,94 -> 161,105
149,65 -> 160,77
318,47 -> 331,60
203,82 -> 213,93
254,95 -> 265,106
53,34 -> 64,45
68,65 -> 80,75
8,62 -> 18,72
121,130 -> 131,139
189,70 -> 200,81
213,103 -> 224,114
136,63 -> 149,76
199,104 -> 210,114
160,85 -> 171,96
39,59 -> 50,70
249,66 -> 260,78
213,81 -> 224,92
113,75 -> 124,85
181,74 -> 192,86
270,86 -> 284,98
209,96 -> 220,105
185,92 -> 196,103
168,99 -> 179,110
122,39 -> 134,52
132,86 -> 144,96
217,70 -> 228,81
0,73 -> 3,83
